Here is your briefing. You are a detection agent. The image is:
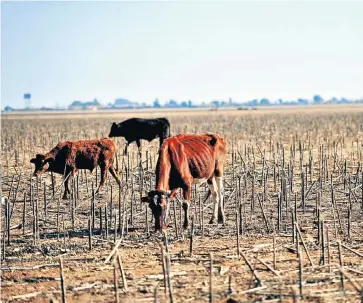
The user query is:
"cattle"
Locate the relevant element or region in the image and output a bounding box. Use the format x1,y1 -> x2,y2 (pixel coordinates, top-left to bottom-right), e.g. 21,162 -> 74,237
108,118 -> 170,155
30,138 -> 122,199
141,133 -> 227,231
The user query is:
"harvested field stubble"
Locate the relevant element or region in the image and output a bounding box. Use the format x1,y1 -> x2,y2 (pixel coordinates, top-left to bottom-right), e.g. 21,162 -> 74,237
1,106 -> 363,302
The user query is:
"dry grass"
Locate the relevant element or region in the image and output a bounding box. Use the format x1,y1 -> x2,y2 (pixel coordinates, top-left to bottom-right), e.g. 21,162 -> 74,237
1,105 -> 363,302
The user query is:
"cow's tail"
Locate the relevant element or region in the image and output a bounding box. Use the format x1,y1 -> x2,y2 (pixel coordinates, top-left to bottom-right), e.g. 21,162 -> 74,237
166,124 -> 171,138
162,118 -> 171,138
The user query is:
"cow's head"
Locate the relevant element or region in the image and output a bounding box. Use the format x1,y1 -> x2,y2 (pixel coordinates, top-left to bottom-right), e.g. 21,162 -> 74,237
109,122 -> 122,138
141,190 -> 171,231
30,154 -> 54,177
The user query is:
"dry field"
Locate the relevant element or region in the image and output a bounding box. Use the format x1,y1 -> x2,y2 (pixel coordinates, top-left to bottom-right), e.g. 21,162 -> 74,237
1,105 -> 363,303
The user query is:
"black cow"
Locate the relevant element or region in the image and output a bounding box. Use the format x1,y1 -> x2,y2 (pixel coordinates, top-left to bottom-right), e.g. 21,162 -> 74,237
109,117 -> 170,154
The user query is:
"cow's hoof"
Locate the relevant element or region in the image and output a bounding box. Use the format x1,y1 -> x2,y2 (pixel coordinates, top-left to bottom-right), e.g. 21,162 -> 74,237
62,195 -> 69,200
209,218 -> 217,224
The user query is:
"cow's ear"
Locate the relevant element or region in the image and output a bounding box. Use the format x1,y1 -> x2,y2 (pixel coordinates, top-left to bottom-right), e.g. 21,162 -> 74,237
112,122 -> 116,126
30,158 -> 36,164
35,154 -> 45,163
141,196 -> 149,202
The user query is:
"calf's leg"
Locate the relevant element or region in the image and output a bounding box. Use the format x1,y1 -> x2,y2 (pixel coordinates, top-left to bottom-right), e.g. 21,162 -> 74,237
62,185 -> 69,200
109,166 -> 122,188
62,169 -> 73,200
96,164 -> 108,194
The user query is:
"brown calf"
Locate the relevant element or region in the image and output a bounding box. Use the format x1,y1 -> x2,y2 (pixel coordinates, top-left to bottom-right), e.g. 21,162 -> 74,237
30,138 -> 121,199
141,133 -> 227,231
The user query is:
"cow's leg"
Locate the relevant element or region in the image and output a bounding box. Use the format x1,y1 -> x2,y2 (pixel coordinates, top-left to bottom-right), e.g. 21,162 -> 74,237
182,185 -> 192,229
136,140 -> 142,158
96,164 -> 108,194
159,135 -> 164,148
216,176 -> 225,224
160,129 -> 169,147
109,166 -> 122,188
182,201 -> 190,230
208,177 -> 220,224
62,172 -> 71,200
124,143 -> 129,156
63,168 -> 77,199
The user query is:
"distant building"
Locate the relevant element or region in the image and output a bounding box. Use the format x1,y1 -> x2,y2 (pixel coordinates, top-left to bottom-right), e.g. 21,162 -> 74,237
68,101 -> 83,110
113,98 -> 139,108
86,105 -> 99,111
3,106 -> 14,112
68,99 -> 102,110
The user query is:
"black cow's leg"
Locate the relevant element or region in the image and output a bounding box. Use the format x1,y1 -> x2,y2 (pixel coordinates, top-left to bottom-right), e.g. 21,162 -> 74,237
136,140 -> 142,158
159,131 -> 168,147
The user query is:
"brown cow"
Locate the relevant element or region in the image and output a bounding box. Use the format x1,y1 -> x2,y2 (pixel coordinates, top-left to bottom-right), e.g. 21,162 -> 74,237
30,138 -> 121,199
141,133 -> 227,231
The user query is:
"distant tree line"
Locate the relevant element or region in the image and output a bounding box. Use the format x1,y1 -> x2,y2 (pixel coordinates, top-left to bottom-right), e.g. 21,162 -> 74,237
3,95 -> 363,112
152,95 -> 362,108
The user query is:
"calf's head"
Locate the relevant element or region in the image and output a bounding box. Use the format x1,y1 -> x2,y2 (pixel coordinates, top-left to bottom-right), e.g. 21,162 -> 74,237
30,154 -> 54,176
141,190 -> 171,231
109,122 -> 122,137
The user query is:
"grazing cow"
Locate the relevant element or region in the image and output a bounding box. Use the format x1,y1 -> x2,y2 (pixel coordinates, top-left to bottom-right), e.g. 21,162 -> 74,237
141,133 -> 227,231
30,138 -> 121,199
108,118 -> 170,155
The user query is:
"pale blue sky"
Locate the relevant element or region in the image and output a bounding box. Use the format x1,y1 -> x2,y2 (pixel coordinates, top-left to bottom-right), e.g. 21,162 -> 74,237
1,1 -> 363,108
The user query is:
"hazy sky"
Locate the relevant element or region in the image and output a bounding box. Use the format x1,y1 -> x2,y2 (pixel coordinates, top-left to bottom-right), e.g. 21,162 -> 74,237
1,1 -> 363,108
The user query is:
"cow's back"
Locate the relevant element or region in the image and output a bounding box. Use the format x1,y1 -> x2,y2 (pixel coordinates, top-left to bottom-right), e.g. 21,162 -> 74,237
49,138 -> 115,170
173,133 -> 226,159
157,117 -> 170,127
73,138 -> 116,168
161,133 -> 226,181
122,118 -> 169,141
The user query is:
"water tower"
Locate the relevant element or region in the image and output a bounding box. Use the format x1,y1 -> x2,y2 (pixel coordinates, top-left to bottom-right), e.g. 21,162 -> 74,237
24,93 -> 31,108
